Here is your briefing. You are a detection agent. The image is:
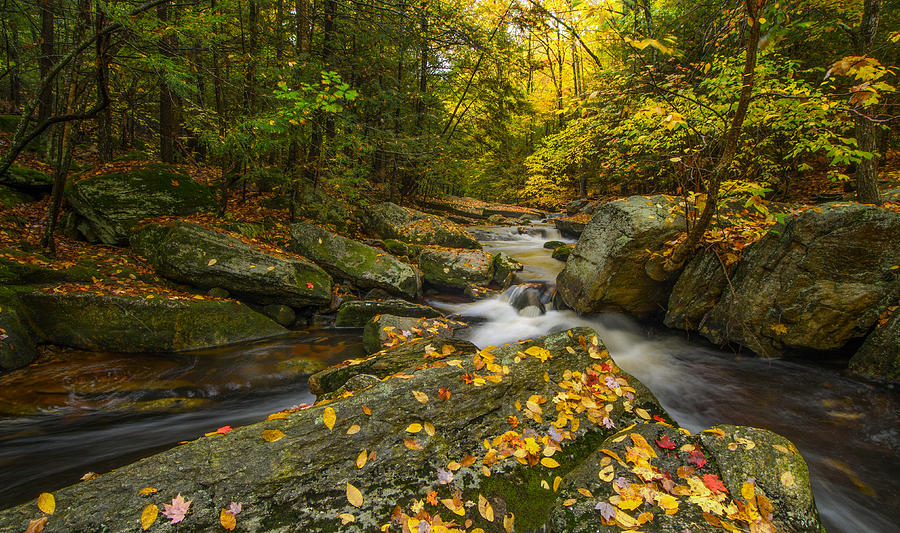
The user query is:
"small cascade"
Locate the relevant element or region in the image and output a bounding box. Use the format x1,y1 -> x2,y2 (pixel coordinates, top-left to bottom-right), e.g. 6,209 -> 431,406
501,281 -> 555,317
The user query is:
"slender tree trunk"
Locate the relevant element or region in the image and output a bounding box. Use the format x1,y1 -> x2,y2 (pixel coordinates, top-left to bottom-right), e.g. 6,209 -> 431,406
38,0 -> 55,125
662,0 -> 764,275
415,0 -> 428,131
854,0 -> 882,205
158,1 -> 176,163
95,2 -> 113,162
4,20 -> 22,112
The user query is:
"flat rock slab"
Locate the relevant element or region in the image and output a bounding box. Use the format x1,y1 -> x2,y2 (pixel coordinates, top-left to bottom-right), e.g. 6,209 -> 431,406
290,221 -> 420,299
0,327 -> 822,532
369,202 -> 482,249
18,290 -> 287,352
419,246 -> 494,291
334,299 -> 442,328
362,314 -> 468,354
65,163 -> 217,245
132,222 -> 332,308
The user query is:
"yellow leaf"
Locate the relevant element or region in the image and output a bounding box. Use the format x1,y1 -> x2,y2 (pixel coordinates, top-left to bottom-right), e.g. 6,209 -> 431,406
541,479 -> 550,490
138,487 -> 158,496
424,421 -> 435,436
406,423 -> 423,433
404,438 -> 423,450
562,498 -> 577,506
658,494 -> 679,515
338,512 -> 355,525
540,457 -> 560,468
599,464 -> 615,481
357,449 -> 368,469
262,429 -> 285,442
412,390 -> 428,403
770,323 -> 788,335
323,407 -> 336,431
141,504 -> 158,530
780,471 -> 795,487
634,407 -> 651,420
503,512 -> 515,532
478,494 -> 495,522
220,509 -> 236,530
37,493 -> 55,515
553,476 -> 562,492
207,258 -> 217,266
362,404 -> 372,416
346,424 -> 361,435
702,428 -> 726,438
577,488 -> 593,498
741,481 -> 756,501
267,412 -> 288,421
346,482 -> 363,507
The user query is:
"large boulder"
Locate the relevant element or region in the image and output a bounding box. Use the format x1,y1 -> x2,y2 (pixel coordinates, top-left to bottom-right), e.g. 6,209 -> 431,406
18,290 -> 287,352
0,185 -> 33,208
334,299 -> 442,328
0,327 -> 822,532
553,213 -> 592,238
665,248 -> 735,331
849,307 -> 899,381
0,289 -> 39,370
492,251 -> 523,286
361,313 -> 467,353
556,195 -> 685,317
0,164 -> 52,194
368,202 -> 482,249
419,246 -> 494,291
290,221 -> 419,299
701,203 -> 900,357
65,163 -> 217,245
132,222 -> 332,308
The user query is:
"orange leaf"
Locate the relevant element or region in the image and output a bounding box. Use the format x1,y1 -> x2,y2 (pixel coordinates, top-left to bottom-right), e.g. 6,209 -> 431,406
140,504 -> 158,530
219,509 -> 236,530
25,517 -> 48,533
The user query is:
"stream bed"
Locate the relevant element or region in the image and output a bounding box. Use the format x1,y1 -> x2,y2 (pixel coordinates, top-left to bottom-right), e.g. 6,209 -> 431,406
0,223 -> 897,532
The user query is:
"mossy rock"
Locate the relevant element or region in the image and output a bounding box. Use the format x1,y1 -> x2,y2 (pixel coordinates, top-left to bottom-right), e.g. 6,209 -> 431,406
65,163 -> 217,245
361,313 -> 467,354
0,288 -> 39,370
0,115 -> 19,132
382,238 -> 411,257
419,246 -> 494,291
551,243 -> 574,262
0,247 -> 101,285
19,290 -> 288,352
665,248 -> 733,331
0,185 -> 33,208
334,299 -> 441,328
132,222 -> 332,308
369,202 -> 482,249
261,304 -> 297,327
492,252 -> 523,286
1,165 -> 52,194
543,240 -> 566,250
290,221 -> 420,299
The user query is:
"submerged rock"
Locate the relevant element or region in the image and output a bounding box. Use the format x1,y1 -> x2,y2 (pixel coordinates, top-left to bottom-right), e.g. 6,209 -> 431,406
551,243 -> 574,262
556,195 -> 685,317
369,202 -> 482,249
0,327 -> 822,532
290,221 -> 420,299
132,222 -> 332,308
334,299 -> 442,328
65,163 -> 217,245
701,203 -> 900,357
419,246 -> 494,291
849,308 -> 899,381
18,290 -> 288,352
492,251 -> 523,287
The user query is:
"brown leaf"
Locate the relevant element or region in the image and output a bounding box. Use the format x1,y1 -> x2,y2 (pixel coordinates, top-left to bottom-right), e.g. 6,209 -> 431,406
25,517 -> 48,533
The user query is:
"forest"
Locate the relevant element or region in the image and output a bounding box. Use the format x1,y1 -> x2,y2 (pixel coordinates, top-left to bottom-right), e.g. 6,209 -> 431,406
0,0 -> 898,532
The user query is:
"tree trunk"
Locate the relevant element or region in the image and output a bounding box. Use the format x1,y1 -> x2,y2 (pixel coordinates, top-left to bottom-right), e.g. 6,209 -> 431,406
853,0 -> 882,205
38,0 -> 56,125
662,0 -> 764,275
158,1 -> 177,163
95,2 -> 113,162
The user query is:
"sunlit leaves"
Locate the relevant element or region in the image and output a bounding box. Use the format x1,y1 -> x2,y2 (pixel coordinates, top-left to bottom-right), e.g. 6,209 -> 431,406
477,494 -> 494,522
346,482 -> 363,507
262,429 -> 285,442
140,505 -> 158,530
357,449 -> 368,469
219,508 -> 236,530
323,407 -> 336,431
36,493 -> 55,515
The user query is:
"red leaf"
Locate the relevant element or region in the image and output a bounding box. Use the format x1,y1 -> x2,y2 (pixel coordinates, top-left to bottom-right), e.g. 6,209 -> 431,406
703,474 -> 728,493
216,426 -> 233,434
687,449 -> 707,468
306,282 -> 314,289
655,435 -> 676,450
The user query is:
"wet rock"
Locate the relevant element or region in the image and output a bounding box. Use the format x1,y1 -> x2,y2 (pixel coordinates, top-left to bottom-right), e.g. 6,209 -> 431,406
207,287 -> 230,299
849,308 -> 899,381
665,248 -> 735,331
18,290 -> 288,352
0,247 -> 100,285
556,195 -> 685,317
132,222 -> 332,308
553,214 -> 591,238
492,252 -> 523,286
65,163 -> 217,245
552,243 -> 574,262
420,196 -> 489,219
543,240 -> 566,250
334,299 -> 442,328
290,221 -> 420,299
0,289 -> 38,370
362,314 -> 467,354
0,328 -> 822,532
382,238 -> 412,257
368,202 -> 482,249
309,336 -> 477,396
483,205 -> 545,220
262,304 -> 296,327
565,198 -> 592,215
419,246 -> 494,291
701,203 -> 900,357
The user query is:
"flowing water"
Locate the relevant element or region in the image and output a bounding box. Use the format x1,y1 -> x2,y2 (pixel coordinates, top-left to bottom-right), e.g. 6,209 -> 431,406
1,223 -> 897,533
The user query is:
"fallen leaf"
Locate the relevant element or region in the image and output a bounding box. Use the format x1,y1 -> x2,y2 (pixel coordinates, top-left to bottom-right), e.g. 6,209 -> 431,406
478,494 -> 494,522
25,517 -> 48,533
412,390 -> 429,404
406,423 -> 423,433
162,494 -> 191,524
562,498 -> 577,506
323,407 -> 336,431
80,472 -> 99,481
262,429 -> 285,442
207,258 -> 218,266
36,493 -> 55,515
346,483 -> 363,507
503,513 -> 515,532
438,387 -> 451,401
553,476 -> 562,492
577,488 -> 593,498
219,508 -> 236,530
338,512 -> 355,524
424,421 -> 436,436
347,424 -> 361,435
141,504 -> 158,530
540,457 -> 560,468
357,449 -> 368,469
138,487 -> 158,496
781,471 -> 795,487
404,438 -> 423,450
362,404 -> 372,416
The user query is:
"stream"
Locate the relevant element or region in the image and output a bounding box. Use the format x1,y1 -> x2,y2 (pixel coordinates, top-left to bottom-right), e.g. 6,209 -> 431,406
1,223 -> 898,532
